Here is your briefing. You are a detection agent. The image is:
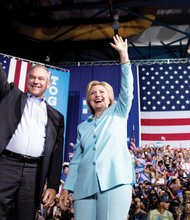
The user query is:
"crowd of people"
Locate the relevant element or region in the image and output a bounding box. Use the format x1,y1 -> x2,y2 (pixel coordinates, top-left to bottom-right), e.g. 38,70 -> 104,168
43,144 -> 190,220
129,144 -> 190,220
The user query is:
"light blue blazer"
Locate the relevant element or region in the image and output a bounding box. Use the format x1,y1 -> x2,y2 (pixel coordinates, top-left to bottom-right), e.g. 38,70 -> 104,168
64,64 -> 135,200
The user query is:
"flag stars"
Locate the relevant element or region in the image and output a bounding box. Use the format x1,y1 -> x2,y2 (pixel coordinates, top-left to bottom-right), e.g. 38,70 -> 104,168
146,72 -> 150,76
180,85 -> 184,89
180,95 -> 185,99
166,100 -> 171,104
140,64 -> 190,112
161,85 -> 165,89
169,75 -> 174,79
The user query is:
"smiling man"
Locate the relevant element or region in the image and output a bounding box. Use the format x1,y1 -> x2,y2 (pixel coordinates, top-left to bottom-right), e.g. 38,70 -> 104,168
27,65 -> 51,98
0,64 -> 64,220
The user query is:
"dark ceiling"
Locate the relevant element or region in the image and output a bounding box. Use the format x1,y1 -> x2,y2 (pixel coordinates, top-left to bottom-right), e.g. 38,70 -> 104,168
0,0 -> 190,65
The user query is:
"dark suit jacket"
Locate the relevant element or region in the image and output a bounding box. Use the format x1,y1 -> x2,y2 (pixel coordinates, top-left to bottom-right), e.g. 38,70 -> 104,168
0,65 -> 64,202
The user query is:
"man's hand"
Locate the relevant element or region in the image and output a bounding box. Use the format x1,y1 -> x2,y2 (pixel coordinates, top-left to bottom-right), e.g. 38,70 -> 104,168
42,188 -> 56,208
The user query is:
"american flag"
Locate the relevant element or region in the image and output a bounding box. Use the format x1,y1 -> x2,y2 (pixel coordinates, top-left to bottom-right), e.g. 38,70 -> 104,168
138,63 -> 190,148
129,125 -> 136,150
0,54 -> 33,92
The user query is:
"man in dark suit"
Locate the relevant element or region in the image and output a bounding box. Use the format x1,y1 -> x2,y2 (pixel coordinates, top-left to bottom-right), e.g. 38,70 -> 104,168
0,64 -> 64,220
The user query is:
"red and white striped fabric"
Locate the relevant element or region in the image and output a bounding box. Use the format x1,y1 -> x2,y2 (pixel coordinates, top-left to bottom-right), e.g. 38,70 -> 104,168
0,54 -> 33,92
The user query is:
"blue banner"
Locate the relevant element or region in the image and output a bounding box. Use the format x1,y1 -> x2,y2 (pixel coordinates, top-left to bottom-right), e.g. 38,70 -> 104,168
45,68 -> 70,126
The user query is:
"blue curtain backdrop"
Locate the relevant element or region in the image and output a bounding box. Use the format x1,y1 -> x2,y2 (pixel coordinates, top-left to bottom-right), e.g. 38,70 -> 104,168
64,64 -> 139,162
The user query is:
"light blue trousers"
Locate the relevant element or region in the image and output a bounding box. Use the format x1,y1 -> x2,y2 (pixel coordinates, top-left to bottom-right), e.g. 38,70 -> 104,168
74,184 -> 132,220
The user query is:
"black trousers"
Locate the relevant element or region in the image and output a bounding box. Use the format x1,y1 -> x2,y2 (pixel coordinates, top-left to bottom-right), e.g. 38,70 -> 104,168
0,153 -> 42,220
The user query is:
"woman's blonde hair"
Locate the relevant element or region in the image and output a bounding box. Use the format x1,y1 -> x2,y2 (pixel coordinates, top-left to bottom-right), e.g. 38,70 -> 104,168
86,80 -> 114,115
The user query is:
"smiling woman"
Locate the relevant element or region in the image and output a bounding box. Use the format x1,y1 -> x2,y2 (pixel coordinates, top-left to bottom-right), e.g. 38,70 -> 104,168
86,80 -> 114,118
59,35 -> 135,220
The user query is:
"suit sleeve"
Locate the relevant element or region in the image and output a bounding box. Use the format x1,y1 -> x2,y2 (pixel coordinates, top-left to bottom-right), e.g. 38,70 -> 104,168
0,64 -> 11,101
46,114 -> 64,192
64,127 -> 83,191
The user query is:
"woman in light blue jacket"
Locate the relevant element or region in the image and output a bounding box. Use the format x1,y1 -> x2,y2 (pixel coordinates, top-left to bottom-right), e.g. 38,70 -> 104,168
60,35 -> 135,220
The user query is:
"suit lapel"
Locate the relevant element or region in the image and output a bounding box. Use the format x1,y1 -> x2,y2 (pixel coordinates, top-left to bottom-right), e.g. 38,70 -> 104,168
20,93 -> 28,115
44,105 -> 54,155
